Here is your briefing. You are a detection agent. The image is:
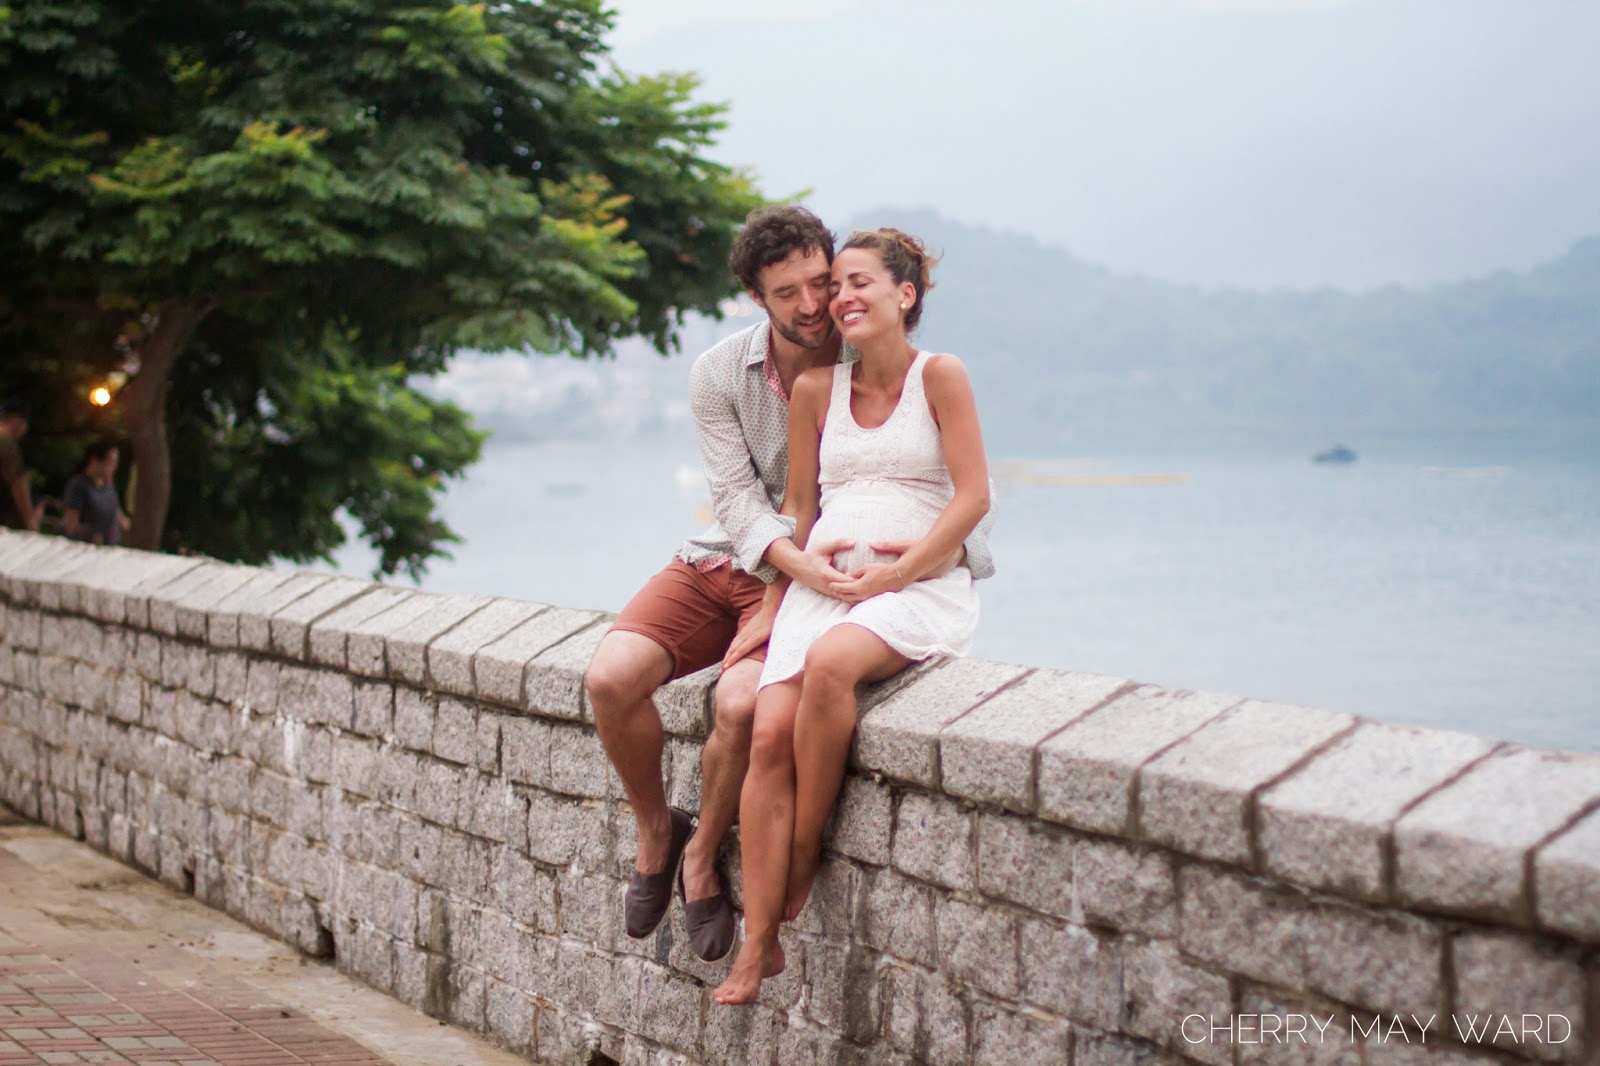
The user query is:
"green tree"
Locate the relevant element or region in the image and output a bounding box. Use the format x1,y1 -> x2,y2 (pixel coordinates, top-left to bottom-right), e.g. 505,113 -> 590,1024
0,0 -> 763,575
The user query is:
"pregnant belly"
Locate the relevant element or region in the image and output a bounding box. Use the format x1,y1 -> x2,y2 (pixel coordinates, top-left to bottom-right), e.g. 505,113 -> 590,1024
810,492 -> 936,575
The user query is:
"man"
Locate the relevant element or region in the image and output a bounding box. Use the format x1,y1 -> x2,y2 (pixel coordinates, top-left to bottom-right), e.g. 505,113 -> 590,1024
63,440 -> 131,545
583,206 -> 993,962
0,396 -> 39,532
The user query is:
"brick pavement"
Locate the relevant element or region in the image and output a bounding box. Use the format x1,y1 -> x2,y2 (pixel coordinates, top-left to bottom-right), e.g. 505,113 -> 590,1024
0,812 -> 531,1066
0,943 -> 393,1066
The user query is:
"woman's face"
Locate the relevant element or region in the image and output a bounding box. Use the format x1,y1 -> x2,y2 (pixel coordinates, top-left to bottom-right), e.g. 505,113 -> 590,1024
829,248 -> 914,345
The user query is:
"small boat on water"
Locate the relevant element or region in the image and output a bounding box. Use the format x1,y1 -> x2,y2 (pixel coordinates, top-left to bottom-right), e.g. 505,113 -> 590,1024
1313,444 -> 1357,464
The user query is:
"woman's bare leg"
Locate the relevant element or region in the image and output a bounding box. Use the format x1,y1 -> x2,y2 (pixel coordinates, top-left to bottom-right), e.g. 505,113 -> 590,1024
713,680 -> 802,1006
785,624 -> 909,920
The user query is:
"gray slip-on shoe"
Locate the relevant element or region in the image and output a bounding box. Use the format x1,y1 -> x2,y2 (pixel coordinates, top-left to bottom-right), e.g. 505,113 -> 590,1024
678,855 -> 736,962
625,807 -> 693,939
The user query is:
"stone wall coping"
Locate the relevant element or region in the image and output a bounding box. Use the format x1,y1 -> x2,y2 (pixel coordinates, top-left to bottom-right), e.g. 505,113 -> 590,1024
2,528 -> 1597,946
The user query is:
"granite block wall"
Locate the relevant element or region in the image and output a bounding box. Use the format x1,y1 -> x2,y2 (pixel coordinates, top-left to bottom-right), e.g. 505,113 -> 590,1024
0,530 -> 1596,1066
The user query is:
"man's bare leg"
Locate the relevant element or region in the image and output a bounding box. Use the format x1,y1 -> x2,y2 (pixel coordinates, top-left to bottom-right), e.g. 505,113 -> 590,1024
585,630 -> 675,874
681,658 -> 759,902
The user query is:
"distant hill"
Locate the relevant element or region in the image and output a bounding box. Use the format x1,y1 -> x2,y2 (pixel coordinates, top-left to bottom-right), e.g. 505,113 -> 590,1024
857,209 -> 1600,452
437,212 -> 1600,454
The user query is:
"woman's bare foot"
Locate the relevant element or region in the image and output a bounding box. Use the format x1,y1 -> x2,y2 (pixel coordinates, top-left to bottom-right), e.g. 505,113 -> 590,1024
782,841 -> 822,922
712,938 -> 786,1006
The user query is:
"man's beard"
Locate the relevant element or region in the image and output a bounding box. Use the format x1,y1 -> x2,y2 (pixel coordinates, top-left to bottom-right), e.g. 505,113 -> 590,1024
773,314 -> 833,350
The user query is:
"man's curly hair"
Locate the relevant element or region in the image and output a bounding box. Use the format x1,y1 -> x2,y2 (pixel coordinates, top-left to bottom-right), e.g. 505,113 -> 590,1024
728,206 -> 835,296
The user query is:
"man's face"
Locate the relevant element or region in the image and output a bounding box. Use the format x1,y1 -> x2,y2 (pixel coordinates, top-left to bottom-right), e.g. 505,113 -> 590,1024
752,248 -> 834,351
0,415 -> 24,439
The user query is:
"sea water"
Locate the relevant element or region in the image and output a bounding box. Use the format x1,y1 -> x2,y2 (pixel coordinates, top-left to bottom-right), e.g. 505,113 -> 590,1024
332,431 -> 1600,753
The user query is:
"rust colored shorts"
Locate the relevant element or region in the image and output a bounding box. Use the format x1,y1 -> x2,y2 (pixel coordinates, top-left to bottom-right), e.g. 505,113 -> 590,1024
609,559 -> 769,680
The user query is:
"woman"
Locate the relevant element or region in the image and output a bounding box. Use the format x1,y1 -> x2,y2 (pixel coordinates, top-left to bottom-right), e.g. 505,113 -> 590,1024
714,228 -> 990,1005
62,440 -> 130,545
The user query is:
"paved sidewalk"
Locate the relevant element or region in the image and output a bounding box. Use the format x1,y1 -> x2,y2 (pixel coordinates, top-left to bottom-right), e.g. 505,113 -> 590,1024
0,808 -> 533,1066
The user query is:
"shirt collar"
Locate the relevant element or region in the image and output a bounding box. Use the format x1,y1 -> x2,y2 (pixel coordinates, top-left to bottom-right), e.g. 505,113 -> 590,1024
744,323 -> 771,368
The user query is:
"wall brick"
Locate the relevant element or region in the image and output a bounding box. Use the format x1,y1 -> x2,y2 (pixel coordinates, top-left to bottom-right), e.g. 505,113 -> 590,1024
525,624 -> 609,721
546,722 -> 613,800
892,791 -> 973,891
267,576 -> 374,660
939,669 -> 1124,813
232,572 -> 331,651
307,586 -> 414,670
474,607 -> 603,708
1179,863 -> 1307,988
935,897 -> 1019,999
1037,685 -> 1237,836
855,658 -> 1030,788
1018,918 -> 1122,1029
827,774 -> 894,867
1258,722 -> 1494,901
1450,932 -> 1587,1063
1139,699 -> 1353,866
978,813 -> 1176,936
1121,940 -> 1232,1065
1395,748 -> 1600,924
1534,806 -> 1600,942
1299,904 -> 1444,1020
382,593 -> 492,687
425,599 -> 546,698
883,967 -> 967,1066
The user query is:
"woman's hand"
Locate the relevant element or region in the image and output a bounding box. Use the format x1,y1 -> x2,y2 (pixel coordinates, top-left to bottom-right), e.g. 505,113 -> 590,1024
869,540 -> 963,580
790,536 -> 855,599
829,561 -> 906,605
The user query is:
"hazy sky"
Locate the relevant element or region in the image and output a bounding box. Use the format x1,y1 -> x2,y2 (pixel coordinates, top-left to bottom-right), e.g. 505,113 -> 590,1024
603,0 -> 1600,290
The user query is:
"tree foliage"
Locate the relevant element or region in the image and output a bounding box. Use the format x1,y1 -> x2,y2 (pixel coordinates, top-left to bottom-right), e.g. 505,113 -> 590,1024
0,0 -> 764,576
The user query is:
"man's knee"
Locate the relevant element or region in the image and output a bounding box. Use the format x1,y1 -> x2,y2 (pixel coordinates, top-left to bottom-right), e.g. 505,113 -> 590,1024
711,663 -> 759,741
586,631 -> 671,721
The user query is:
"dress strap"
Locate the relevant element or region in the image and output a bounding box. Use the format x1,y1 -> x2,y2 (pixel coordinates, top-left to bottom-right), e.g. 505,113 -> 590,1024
831,359 -> 854,405
901,350 -> 931,409
823,359 -> 854,433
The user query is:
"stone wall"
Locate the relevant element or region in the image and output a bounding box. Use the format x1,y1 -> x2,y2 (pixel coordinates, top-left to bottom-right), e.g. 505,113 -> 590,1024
0,528 -> 1596,1066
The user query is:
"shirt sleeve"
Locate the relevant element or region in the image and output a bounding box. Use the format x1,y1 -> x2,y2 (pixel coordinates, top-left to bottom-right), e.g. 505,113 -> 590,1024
62,474 -> 88,514
961,476 -> 999,580
689,355 -> 795,582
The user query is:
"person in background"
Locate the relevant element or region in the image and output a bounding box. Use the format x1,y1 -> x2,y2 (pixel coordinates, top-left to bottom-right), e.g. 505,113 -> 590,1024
62,439 -> 130,546
0,396 -> 40,532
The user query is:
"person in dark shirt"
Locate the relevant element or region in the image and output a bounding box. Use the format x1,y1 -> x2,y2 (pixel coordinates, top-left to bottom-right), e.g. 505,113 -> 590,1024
0,396 -> 38,532
62,439 -> 129,545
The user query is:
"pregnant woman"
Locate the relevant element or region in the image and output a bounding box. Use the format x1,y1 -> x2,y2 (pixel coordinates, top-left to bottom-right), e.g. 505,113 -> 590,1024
714,228 -> 991,1005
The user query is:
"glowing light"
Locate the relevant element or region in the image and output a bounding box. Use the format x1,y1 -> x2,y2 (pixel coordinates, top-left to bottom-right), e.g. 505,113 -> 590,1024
90,387 -> 112,406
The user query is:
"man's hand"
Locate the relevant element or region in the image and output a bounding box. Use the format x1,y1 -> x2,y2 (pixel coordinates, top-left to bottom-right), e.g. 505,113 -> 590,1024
868,540 -> 964,580
791,536 -> 855,598
723,595 -> 778,672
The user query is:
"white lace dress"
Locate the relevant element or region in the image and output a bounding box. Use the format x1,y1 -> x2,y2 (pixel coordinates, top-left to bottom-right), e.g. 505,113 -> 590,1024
759,351 -> 980,689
